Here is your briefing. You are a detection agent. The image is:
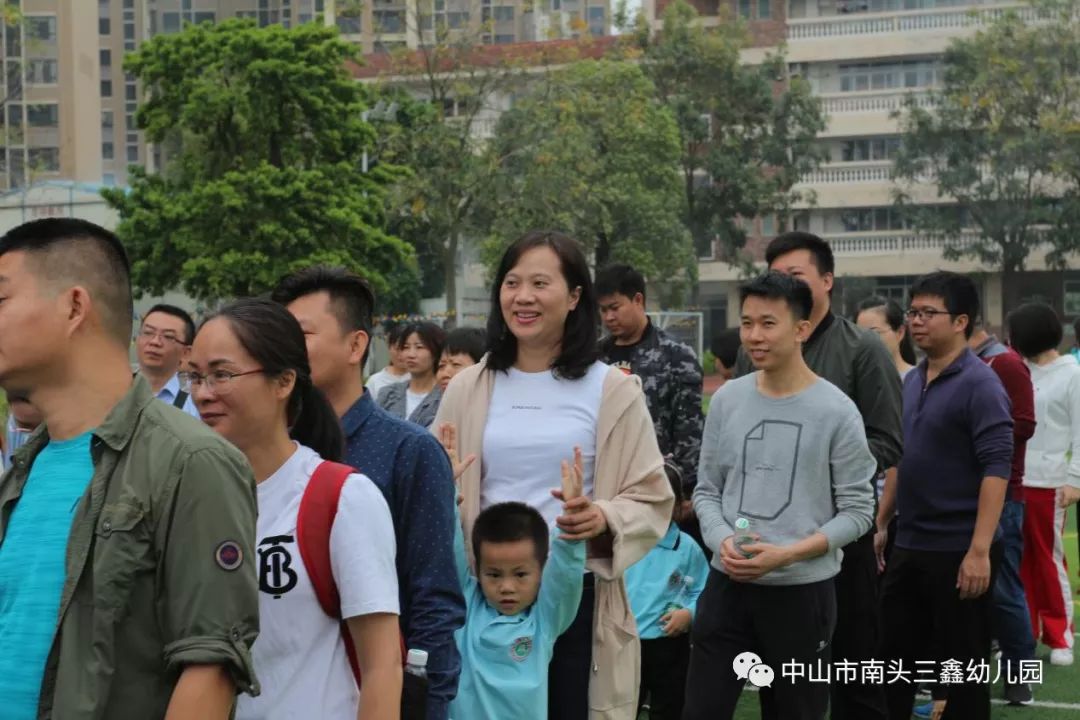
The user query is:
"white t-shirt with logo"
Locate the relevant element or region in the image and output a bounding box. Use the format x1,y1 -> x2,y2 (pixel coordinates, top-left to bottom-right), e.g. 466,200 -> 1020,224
481,361 -> 608,526
236,444 -> 399,720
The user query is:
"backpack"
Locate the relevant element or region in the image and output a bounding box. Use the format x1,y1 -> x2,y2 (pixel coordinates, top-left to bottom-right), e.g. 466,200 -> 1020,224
296,461 -> 405,688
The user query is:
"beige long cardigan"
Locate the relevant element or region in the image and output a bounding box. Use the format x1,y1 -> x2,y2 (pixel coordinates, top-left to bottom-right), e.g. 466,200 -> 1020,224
434,358 -> 673,720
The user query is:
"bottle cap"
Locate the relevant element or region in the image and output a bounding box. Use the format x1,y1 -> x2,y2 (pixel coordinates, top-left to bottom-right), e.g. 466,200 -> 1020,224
735,517 -> 750,530
407,649 -> 429,667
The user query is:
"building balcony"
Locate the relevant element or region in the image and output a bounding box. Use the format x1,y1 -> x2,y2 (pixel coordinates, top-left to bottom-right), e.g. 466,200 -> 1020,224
819,89 -> 934,136
825,230 -> 977,255
786,3 -> 1034,62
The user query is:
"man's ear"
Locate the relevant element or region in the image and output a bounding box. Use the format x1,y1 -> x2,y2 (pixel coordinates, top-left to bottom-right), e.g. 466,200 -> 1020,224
349,330 -> 370,367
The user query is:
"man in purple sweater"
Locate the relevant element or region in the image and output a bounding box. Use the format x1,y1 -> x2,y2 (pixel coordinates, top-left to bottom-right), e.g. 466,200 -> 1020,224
878,272 -> 1013,720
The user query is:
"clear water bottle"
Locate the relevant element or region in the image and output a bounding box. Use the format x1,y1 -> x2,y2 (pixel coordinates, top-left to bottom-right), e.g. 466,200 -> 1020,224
400,649 -> 429,720
734,517 -> 756,558
664,575 -> 695,615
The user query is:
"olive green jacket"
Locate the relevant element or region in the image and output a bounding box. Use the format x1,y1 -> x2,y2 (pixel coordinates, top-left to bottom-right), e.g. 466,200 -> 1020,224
0,377 -> 260,719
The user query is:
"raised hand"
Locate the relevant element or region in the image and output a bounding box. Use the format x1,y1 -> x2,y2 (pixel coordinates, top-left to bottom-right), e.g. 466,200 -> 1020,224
438,422 -> 477,483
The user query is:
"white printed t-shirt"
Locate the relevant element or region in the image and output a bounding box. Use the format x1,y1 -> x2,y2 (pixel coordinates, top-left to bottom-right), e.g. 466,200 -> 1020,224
481,361 -> 608,526
236,444 -> 399,720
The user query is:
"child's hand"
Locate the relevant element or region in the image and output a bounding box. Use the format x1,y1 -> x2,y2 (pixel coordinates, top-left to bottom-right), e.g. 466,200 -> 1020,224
660,608 -> 691,637
438,422 -> 477,482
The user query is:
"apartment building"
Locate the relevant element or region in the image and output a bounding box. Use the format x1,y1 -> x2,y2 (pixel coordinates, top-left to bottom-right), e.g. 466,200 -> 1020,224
646,0 -> 1079,334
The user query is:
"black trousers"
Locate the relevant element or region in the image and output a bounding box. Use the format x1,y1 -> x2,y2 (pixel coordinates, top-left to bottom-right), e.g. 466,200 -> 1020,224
879,544 -> 1002,720
683,568 -> 837,720
638,635 -> 691,719
830,531 -> 888,720
548,573 -> 595,720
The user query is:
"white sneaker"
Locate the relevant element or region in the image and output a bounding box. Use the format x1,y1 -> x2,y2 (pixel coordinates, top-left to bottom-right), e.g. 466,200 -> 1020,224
1050,648 -> 1074,666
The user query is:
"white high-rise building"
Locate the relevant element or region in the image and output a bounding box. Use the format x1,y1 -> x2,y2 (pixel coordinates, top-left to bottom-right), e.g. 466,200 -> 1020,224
646,0 -> 1078,337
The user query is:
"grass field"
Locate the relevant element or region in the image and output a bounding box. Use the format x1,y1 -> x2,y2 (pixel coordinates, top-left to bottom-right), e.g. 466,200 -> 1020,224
661,508 -> 1079,720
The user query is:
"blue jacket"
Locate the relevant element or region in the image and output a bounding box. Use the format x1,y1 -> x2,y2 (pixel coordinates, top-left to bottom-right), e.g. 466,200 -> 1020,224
624,523 -> 709,640
897,349 -> 1014,552
342,391 -> 465,720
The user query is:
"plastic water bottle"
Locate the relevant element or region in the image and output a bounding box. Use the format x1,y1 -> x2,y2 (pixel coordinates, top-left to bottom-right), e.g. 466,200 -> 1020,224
664,575 -> 695,615
734,517 -> 756,558
400,649 -> 429,720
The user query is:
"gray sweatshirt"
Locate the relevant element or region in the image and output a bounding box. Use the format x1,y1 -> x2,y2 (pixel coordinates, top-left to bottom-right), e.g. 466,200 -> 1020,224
694,374 -> 876,585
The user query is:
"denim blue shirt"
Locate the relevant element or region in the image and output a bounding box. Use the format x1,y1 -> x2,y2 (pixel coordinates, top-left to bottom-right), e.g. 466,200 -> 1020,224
342,391 -> 465,720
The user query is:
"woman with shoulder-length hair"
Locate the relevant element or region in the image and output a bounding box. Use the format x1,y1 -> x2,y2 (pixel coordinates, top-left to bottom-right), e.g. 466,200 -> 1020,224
186,297 -> 403,720
434,230 -> 673,720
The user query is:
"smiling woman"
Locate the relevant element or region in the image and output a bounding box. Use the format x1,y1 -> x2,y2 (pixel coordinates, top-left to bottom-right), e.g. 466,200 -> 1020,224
434,230 -> 674,720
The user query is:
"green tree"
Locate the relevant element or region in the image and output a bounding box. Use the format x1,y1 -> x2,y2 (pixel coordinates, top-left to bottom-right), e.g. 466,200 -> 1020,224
477,59 -> 695,304
892,0 -> 1080,308
103,20 -> 418,310
636,1 -> 826,269
367,18 -> 538,324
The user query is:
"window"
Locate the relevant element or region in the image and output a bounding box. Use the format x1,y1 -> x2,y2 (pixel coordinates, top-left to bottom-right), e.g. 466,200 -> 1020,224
840,207 -> 907,233
758,0 -> 771,17
102,142 -> 114,160
126,113 -> 136,130
374,10 -> 404,32
103,173 -> 116,186
124,22 -> 135,40
448,11 -> 468,27
101,79 -> 112,97
125,84 -> 137,101
5,103 -> 20,130
163,12 -> 181,33
839,59 -> 941,93
99,17 -> 111,34
100,49 -> 111,68
26,60 -> 58,84
492,6 -> 514,20
26,16 -> 57,42
494,33 -> 515,43
739,0 -> 752,17
840,137 -> 900,162
5,24 -> 20,57
102,110 -> 113,129
587,6 -> 604,34
126,145 -> 139,163
124,0 -> 134,7
26,104 -> 58,127
336,14 -> 362,33
194,11 -> 216,25
761,214 -> 776,236
28,147 -> 59,171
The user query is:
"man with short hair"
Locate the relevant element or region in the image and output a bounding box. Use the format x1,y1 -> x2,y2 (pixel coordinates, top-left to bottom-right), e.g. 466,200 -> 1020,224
596,263 -> 703,495
879,271 -> 1012,720
968,322 -> 1037,706
733,232 -> 902,720
272,266 -> 464,720
0,218 -> 259,720
135,303 -> 199,416
686,271 -> 876,720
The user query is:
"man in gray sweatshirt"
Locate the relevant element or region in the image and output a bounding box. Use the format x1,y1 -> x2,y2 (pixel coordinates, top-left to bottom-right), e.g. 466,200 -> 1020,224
685,271 -> 876,720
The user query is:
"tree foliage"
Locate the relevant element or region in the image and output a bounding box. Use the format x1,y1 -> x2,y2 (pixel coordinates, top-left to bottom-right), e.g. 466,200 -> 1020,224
103,20 -> 418,310
636,1 -> 826,268
892,0 -> 1080,307
477,59 -> 696,304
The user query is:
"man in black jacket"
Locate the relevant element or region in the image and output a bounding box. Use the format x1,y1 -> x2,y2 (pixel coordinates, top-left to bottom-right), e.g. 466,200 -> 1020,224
733,232 -> 903,720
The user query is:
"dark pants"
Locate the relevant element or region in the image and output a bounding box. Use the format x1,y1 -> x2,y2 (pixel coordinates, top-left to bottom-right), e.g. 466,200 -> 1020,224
548,574 -> 595,720
992,500 -> 1036,668
683,568 -> 837,720
830,532 -> 888,720
638,635 -> 690,719
880,544 -> 1001,720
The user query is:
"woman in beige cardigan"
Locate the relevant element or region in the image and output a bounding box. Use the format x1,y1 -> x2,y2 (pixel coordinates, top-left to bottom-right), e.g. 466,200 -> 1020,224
434,230 -> 673,720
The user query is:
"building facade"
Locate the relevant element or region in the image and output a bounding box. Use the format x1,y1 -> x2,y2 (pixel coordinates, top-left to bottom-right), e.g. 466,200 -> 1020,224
647,0 -> 1079,336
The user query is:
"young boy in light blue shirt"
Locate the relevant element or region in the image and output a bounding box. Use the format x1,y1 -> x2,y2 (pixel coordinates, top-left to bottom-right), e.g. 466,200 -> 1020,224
625,461 -> 710,719
449,454 -> 588,720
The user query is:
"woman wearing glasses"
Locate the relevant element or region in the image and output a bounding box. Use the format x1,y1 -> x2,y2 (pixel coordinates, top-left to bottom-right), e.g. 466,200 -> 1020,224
185,298 -> 403,720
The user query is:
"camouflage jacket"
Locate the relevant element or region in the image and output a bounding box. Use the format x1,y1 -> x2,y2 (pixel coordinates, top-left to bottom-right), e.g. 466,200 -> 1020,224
599,320 -> 704,492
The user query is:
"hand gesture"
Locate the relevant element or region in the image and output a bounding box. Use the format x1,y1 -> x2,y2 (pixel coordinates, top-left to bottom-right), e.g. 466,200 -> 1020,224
553,447 -> 608,541
1059,486 -> 1080,509
660,608 -> 692,636
437,422 -> 477,483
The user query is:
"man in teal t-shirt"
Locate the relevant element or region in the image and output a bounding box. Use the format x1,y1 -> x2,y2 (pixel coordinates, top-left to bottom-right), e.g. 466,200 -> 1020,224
0,432 -> 94,717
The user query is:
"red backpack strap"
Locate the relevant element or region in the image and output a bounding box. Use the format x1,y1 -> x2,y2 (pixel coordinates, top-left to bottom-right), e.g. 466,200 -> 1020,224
297,460 -> 363,688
